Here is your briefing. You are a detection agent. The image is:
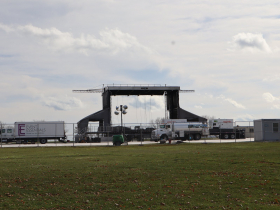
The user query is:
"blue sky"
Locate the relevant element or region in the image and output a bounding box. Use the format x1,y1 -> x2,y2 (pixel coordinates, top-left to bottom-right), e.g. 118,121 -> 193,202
1,0 -> 280,124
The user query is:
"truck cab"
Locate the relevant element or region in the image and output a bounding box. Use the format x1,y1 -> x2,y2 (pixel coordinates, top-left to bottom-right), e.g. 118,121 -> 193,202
0,128 -> 15,142
152,119 -> 188,141
151,123 -> 177,141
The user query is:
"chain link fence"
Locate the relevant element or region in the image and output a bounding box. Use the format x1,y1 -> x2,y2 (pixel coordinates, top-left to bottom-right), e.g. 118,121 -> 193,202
0,121 -> 256,148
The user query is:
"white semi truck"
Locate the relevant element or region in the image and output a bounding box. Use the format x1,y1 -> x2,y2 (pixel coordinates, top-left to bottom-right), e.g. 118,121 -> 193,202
0,121 -> 66,144
209,119 -> 245,139
151,119 -> 209,141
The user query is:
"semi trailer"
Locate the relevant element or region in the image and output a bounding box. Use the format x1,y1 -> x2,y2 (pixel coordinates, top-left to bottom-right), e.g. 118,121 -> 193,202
209,119 -> 245,139
151,119 -> 209,141
0,121 -> 67,144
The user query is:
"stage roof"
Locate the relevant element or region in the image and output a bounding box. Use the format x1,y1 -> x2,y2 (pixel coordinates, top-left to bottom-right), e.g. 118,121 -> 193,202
104,85 -> 181,95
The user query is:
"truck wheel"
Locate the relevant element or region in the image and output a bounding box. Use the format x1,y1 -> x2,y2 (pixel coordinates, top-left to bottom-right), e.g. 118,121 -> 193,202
159,140 -> 166,144
115,142 -> 121,146
160,135 -> 168,141
188,134 -> 194,140
223,134 -> 229,139
194,134 -> 201,140
230,134 -> 235,139
40,139 -> 47,144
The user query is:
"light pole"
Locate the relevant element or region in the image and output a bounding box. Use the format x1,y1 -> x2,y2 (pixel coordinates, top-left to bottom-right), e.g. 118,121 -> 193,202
114,105 -> 128,136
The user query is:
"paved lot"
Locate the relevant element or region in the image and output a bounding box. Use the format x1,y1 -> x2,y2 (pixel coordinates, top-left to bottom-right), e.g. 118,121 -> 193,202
0,138 -> 255,148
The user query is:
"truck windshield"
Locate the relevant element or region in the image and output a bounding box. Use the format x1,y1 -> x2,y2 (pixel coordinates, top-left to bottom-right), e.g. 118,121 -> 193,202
160,125 -> 165,129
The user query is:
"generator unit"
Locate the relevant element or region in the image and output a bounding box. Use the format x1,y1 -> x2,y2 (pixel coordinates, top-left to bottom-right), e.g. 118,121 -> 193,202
209,119 -> 245,139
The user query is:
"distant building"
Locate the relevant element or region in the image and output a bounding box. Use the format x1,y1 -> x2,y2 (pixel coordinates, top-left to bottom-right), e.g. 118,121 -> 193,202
254,119 -> 280,141
235,126 -> 254,138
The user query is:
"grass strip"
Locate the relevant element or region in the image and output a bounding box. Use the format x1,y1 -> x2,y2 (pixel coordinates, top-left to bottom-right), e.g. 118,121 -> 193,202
0,142 -> 279,209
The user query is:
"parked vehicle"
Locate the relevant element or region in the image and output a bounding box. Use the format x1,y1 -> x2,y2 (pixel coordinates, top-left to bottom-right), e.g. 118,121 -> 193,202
209,119 -> 245,139
151,119 -> 209,141
0,121 -> 66,144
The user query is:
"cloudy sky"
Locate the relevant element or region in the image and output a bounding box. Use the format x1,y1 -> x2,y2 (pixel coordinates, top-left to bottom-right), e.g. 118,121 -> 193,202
1,0 -> 280,125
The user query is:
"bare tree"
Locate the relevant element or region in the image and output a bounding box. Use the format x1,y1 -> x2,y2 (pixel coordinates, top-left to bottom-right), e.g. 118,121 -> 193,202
0,121 -> 6,129
0,121 -> 13,130
201,115 -> 216,121
150,117 -> 165,128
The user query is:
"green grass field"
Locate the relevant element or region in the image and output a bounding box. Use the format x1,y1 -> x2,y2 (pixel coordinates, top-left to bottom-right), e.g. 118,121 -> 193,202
0,142 -> 279,209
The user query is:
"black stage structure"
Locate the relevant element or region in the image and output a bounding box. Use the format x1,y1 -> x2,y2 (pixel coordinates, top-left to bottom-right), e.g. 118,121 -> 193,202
73,85 -> 207,134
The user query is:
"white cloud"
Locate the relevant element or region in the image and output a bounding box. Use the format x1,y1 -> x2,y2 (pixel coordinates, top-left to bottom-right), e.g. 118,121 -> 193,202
217,95 -> 246,109
262,93 -> 280,110
272,105 -> 280,110
0,23 -> 153,55
263,74 -> 280,82
41,95 -> 84,111
0,23 -> 15,33
263,92 -> 279,103
217,94 -> 226,99
228,33 -> 271,53
225,98 -> 246,109
129,96 -> 165,111
235,114 -> 254,121
2,1 -> 280,123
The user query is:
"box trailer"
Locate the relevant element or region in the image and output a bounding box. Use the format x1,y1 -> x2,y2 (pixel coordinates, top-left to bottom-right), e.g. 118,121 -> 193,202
209,119 -> 245,139
0,121 -> 66,144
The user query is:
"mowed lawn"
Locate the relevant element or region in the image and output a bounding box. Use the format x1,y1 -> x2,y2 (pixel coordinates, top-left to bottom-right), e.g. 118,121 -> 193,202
0,142 -> 279,209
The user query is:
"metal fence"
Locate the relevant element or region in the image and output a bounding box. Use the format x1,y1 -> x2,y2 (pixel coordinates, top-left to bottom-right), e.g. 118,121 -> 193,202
235,121 -> 254,141
0,121 -> 255,148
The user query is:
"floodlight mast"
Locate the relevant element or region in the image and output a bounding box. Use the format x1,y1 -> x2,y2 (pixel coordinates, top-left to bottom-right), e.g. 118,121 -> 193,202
114,105 -> 128,136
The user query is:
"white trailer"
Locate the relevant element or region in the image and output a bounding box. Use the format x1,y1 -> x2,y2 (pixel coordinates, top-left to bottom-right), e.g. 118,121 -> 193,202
151,121 -> 209,141
209,119 -> 234,129
0,121 -> 66,144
